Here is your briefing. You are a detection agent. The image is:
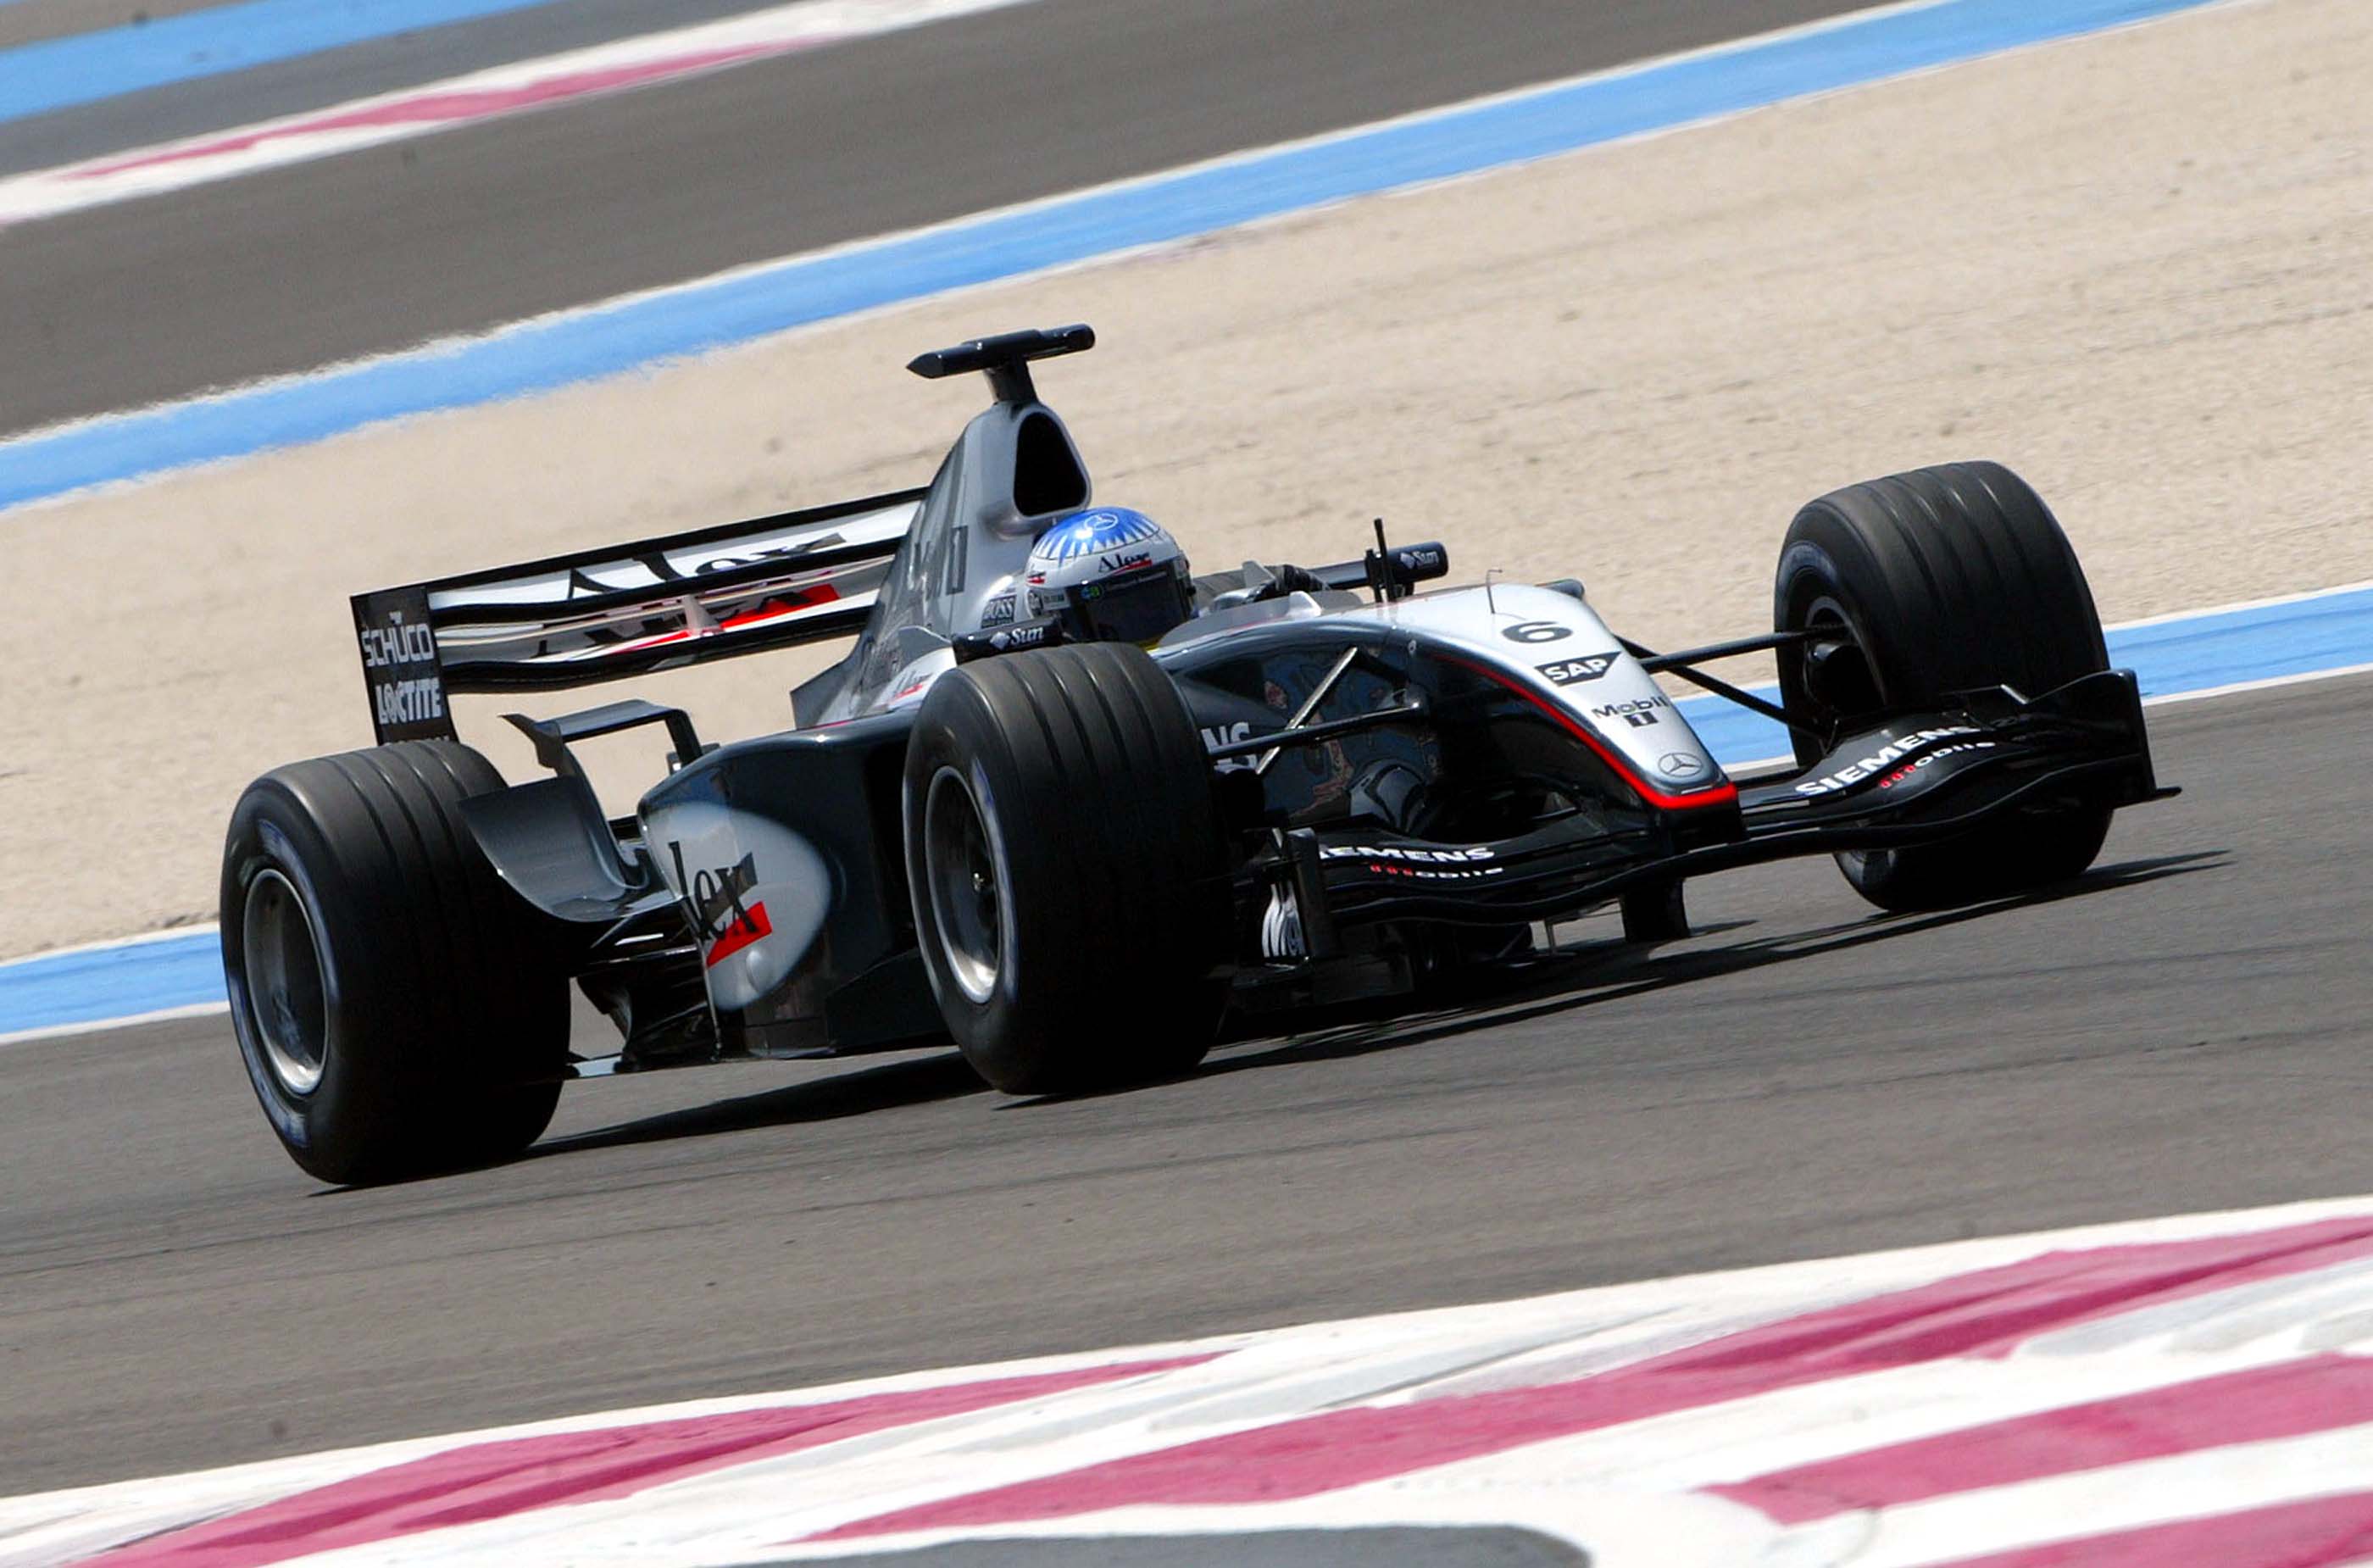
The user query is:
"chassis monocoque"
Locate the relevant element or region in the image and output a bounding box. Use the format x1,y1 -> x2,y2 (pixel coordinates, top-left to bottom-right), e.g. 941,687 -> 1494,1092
221,325 -> 2170,1182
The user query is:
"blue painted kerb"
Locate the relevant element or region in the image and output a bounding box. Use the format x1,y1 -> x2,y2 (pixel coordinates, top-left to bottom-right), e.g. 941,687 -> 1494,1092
1,937 -> 229,1037
0,0 -> 2224,514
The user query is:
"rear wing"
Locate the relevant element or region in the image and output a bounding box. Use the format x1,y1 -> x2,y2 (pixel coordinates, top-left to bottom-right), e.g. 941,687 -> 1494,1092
351,488 -> 925,744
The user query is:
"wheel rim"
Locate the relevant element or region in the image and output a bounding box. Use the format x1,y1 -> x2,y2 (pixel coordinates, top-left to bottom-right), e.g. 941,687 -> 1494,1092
1799,601 -> 1881,719
923,767 -> 1009,1005
242,867 -> 328,1096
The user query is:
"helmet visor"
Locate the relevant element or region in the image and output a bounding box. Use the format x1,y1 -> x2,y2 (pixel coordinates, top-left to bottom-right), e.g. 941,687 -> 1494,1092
1066,565 -> 1192,646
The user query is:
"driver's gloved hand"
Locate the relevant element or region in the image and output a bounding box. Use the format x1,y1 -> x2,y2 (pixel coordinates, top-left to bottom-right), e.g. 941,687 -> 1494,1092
1252,564 -> 1328,600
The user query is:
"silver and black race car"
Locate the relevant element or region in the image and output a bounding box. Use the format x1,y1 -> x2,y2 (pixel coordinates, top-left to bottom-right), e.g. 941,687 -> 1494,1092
221,325 -> 2172,1183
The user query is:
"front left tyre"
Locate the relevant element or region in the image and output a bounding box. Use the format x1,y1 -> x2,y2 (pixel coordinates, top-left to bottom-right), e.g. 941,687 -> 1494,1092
902,642 -> 1232,1095
220,741 -> 569,1185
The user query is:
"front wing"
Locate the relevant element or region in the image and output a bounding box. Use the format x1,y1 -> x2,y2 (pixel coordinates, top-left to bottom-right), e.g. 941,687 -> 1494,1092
1267,670 -> 2166,932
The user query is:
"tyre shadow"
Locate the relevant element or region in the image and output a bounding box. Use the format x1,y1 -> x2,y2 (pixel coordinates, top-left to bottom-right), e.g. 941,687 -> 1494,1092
531,1051 -> 988,1158
1192,849 -> 2231,1081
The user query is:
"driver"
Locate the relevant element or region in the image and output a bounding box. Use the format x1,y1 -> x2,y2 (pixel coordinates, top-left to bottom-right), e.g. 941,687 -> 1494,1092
1020,506 -> 1325,647
1021,507 -> 1198,647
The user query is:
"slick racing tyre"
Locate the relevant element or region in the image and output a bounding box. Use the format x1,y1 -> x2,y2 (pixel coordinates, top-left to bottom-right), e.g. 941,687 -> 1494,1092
220,741 -> 570,1184
903,642 -> 1231,1095
1774,460 -> 2114,913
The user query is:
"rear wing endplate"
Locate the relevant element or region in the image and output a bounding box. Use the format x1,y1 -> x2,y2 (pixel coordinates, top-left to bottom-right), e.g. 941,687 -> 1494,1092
351,488 -> 925,744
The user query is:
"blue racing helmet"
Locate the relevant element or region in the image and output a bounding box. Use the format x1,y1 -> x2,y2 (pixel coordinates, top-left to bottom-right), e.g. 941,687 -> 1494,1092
1024,507 -> 1195,646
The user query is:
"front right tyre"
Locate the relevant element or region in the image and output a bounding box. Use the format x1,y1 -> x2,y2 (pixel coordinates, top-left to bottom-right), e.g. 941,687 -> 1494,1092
1774,460 -> 2115,913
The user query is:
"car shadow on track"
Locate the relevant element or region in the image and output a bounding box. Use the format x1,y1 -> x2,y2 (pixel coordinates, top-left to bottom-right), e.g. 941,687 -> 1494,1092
525,852 -> 2226,1145
1194,850 -> 2231,1081
531,1052 -> 989,1159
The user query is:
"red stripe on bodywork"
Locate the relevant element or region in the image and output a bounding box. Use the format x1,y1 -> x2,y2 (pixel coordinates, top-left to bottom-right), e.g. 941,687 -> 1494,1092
815,1216 -> 2373,1539
1923,1487 -> 2373,1567
721,581 -> 841,630
94,1355 -> 1214,1568
1709,1354 -> 2373,1524
599,581 -> 849,658
1445,656 -> 1738,811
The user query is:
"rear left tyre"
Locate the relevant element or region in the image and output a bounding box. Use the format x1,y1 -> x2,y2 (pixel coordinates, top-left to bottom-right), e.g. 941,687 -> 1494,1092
220,741 -> 569,1184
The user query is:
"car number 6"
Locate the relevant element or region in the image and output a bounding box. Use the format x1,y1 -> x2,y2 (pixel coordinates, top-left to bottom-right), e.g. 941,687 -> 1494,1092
1503,620 -> 1571,644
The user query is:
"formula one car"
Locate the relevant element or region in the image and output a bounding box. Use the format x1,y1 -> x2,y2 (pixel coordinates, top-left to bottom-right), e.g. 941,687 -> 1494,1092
221,325 -> 2171,1182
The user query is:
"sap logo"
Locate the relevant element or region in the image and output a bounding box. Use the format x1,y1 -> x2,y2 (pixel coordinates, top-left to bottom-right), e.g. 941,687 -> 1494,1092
1536,654 -> 1616,687
1592,694 -> 1671,729
1098,550 -> 1153,575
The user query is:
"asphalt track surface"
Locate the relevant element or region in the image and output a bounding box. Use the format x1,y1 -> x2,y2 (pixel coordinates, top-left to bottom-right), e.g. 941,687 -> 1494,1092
4,675 -> 2368,1495
0,0 -> 1873,439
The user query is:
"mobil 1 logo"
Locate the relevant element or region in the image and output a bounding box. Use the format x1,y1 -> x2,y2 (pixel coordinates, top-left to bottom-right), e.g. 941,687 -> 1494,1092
352,586 -> 456,744
1536,653 -> 1617,687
